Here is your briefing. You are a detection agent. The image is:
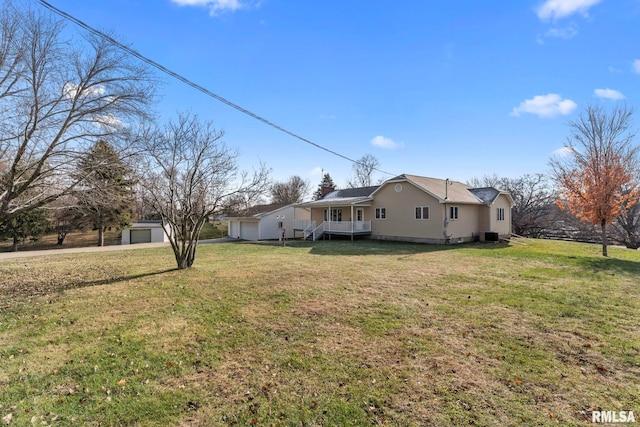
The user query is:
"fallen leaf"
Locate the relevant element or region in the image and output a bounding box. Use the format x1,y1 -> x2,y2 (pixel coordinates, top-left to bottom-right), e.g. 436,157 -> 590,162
1,413 -> 11,425
117,379 -> 126,386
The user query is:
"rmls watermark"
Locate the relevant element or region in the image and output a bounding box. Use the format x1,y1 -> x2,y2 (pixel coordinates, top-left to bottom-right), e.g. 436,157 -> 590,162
592,411 -> 636,423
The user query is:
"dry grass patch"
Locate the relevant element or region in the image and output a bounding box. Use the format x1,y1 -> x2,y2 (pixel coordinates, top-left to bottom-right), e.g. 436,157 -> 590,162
0,239 -> 638,425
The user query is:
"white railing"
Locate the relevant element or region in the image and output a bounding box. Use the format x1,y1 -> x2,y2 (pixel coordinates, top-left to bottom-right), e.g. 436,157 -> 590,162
296,220 -> 372,240
323,221 -> 371,233
310,223 -> 324,240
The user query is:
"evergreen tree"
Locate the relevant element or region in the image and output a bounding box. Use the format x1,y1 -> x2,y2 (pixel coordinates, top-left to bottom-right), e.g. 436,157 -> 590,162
313,173 -> 337,200
0,208 -> 50,252
75,140 -> 135,246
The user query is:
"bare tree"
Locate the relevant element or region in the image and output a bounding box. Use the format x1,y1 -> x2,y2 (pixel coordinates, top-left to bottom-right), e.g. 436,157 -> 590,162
347,154 -> 380,188
467,174 -> 503,189
0,1 -> 155,223
270,175 -> 309,204
611,188 -> 640,249
505,174 -> 559,238
469,174 -> 558,238
51,203 -> 85,246
550,105 -> 640,256
140,113 -> 270,269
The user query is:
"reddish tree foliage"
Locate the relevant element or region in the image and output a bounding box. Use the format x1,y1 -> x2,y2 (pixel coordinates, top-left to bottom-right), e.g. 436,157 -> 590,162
551,105 -> 640,256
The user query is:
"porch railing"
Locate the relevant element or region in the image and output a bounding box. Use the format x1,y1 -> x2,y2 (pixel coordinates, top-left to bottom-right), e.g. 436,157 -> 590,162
323,220 -> 371,233
294,220 -> 372,240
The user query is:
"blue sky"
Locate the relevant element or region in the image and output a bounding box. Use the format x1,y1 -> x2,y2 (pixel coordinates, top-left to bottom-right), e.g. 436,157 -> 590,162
45,0 -> 640,188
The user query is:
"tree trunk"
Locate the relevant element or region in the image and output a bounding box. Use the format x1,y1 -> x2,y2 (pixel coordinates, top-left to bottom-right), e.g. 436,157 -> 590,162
57,228 -> 67,246
98,214 -> 104,247
601,219 -> 608,257
11,236 -> 18,252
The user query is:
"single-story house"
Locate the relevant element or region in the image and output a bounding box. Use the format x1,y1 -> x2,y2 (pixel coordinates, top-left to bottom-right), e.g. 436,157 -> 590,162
121,220 -> 172,244
225,203 -> 311,241
294,174 -> 514,243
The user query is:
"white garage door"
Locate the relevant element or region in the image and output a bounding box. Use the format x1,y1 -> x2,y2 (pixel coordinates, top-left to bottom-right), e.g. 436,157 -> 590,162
130,229 -> 152,244
240,222 -> 259,241
230,221 -> 239,239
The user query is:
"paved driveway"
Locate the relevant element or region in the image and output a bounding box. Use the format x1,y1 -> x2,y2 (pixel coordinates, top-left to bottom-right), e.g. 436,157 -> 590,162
0,238 -> 233,261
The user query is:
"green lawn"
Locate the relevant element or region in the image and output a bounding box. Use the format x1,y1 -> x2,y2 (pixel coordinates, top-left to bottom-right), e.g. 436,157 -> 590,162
0,239 -> 638,426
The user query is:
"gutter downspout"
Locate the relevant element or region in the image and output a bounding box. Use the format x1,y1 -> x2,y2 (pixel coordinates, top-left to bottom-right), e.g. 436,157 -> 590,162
443,179 -> 451,244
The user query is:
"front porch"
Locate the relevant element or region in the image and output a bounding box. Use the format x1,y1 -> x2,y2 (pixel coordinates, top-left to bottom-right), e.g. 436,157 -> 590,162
293,220 -> 372,240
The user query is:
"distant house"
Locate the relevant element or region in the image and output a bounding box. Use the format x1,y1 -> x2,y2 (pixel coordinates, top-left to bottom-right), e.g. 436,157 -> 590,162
225,203 -> 311,241
121,221 -> 171,244
294,174 -> 514,243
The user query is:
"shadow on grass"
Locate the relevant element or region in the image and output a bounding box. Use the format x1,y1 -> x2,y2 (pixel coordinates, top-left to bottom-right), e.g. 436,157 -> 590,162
561,255 -> 640,276
1,268 -> 177,308
291,238 -> 640,276
73,268 -> 179,289
295,238 -> 510,256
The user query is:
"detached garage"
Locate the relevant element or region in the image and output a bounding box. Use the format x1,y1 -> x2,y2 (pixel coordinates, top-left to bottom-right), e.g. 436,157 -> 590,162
225,203 -> 310,241
121,221 -> 171,244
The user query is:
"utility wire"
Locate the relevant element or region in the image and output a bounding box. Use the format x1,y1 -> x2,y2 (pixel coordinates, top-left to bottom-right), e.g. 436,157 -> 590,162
37,0 -> 396,177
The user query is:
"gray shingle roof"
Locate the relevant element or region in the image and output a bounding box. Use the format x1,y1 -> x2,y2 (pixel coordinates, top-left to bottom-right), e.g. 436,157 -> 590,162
468,187 -> 501,204
323,186 -> 379,199
226,203 -> 288,218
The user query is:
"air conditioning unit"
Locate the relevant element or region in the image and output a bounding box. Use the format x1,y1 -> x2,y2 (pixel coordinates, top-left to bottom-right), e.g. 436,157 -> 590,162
480,231 -> 499,242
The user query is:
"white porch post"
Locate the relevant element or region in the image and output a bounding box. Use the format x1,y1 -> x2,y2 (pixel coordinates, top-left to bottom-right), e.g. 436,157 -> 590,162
350,205 -> 354,232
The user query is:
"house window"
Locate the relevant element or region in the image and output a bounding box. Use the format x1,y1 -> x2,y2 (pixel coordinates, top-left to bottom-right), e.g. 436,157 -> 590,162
497,207 -> 505,221
449,206 -> 459,220
375,207 -> 387,220
277,221 -> 283,229
415,206 -> 430,220
356,208 -> 364,222
324,208 -> 342,221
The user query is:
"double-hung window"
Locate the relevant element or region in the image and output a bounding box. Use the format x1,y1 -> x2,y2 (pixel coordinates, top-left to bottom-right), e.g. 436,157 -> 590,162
375,207 -> 387,220
497,207 -> 505,221
415,206 -> 430,220
449,206 -> 459,220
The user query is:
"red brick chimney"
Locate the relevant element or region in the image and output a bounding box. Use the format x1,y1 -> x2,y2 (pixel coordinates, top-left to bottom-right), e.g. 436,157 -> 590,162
321,185 -> 335,198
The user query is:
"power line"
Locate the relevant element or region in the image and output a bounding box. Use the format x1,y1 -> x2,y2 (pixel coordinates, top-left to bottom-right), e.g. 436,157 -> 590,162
37,0 -> 396,178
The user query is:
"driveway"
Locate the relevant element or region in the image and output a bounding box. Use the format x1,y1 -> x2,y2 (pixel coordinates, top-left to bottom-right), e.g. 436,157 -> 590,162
0,238 -> 234,261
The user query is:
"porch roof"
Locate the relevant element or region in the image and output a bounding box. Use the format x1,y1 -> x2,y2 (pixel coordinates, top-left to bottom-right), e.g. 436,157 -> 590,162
297,185 -> 378,208
296,196 -> 373,208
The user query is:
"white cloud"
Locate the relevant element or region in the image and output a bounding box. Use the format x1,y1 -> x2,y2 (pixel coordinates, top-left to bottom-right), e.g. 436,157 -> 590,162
371,135 -> 401,150
94,114 -> 123,131
309,166 -> 324,177
63,82 -> 105,99
171,0 -> 247,16
633,59 -> 640,74
594,88 -> 625,100
536,0 -> 602,21
510,93 -> 577,118
544,25 -> 578,39
553,146 -> 576,158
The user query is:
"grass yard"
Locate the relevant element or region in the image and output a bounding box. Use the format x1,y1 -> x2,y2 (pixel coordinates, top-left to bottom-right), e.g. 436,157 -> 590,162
0,238 -> 638,426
